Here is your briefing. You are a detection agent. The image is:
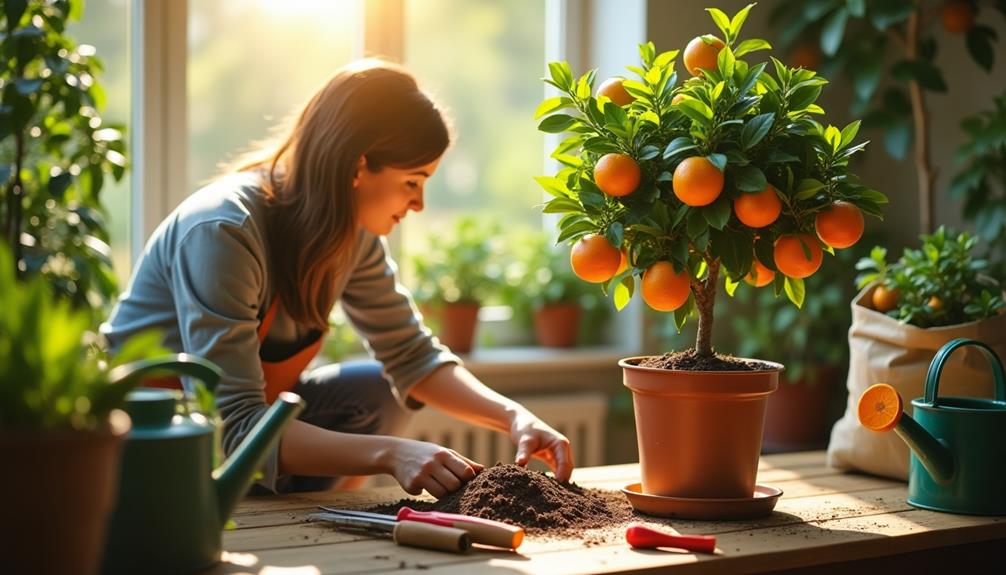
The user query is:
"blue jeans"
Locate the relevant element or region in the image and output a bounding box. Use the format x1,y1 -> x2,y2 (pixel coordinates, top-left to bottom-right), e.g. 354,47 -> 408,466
270,359 -> 414,493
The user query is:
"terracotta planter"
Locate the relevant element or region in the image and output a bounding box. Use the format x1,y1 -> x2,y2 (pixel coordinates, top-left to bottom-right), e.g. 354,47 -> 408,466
762,365 -> 842,453
0,410 -> 131,575
533,303 -> 581,348
427,302 -> 480,353
621,357 -> 782,499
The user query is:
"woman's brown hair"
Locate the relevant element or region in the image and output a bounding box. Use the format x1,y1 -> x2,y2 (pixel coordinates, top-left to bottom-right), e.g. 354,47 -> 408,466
235,60 -> 450,329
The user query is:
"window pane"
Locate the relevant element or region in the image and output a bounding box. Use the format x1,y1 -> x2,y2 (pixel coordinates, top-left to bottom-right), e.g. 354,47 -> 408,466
188,0 -> 359,191
69,0 -> 131,284
401,0 -> 546,262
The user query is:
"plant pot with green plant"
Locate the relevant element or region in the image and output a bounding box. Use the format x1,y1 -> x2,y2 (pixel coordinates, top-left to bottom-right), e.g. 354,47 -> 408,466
409,215 -> 503,354
828,227 -> 1006,480
501,228 -> 608,348
536,4 -> 886,510
0,242 -> 226,575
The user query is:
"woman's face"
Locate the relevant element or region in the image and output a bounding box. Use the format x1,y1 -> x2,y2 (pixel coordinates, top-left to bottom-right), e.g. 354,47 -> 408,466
354,156 -> 441,236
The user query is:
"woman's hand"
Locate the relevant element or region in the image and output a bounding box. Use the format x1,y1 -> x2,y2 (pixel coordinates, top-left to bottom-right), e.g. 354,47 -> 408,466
510,409 -> 574,483
380,438 -> 483,498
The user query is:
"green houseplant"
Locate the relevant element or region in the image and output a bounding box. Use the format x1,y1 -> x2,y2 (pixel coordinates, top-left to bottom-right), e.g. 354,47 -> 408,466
1,0 -> 126,324
409,215 -> 504,353
535,4 -> 886,503
770,0 -> 1005,234
951,91 -> 1006,279
501,228 -> 608,347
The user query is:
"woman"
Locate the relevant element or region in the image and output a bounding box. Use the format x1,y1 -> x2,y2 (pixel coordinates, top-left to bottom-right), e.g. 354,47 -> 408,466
102,59 -> 573,496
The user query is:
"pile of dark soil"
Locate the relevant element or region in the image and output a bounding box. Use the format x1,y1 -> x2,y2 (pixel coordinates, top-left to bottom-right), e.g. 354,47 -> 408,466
368,463 -> 634,539
637,348 -> 777,371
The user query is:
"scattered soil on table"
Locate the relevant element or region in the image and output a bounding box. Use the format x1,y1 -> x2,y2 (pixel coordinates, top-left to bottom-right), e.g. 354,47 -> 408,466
367,463 -> 634,541
636,348 -> 777,371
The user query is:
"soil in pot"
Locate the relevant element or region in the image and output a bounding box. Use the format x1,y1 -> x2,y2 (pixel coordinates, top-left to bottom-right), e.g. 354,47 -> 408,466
639,348 -> 776,371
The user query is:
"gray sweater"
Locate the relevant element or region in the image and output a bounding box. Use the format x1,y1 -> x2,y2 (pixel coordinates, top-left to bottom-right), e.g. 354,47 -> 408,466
101,173 -> 459,490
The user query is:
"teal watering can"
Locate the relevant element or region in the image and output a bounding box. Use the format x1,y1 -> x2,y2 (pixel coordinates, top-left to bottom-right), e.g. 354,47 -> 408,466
858,338 -> 1006,516
101,355 -> 305,574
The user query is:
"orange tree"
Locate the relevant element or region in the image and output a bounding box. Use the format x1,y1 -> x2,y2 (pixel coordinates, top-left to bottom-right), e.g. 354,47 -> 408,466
534,4 -> 888,358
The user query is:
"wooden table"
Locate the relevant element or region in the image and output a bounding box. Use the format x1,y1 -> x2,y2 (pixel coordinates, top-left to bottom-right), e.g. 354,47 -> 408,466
207,451 -> 1005,574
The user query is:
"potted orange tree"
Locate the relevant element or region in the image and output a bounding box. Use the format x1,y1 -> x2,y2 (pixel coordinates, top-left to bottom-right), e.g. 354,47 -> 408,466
535,4 -> 887,505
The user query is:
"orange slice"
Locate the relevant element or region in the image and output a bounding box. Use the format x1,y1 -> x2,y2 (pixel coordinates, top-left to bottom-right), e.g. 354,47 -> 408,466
858,384 -> 903,432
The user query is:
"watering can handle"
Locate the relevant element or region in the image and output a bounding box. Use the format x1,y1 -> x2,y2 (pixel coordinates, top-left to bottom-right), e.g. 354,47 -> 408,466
924,338 -> 1006,406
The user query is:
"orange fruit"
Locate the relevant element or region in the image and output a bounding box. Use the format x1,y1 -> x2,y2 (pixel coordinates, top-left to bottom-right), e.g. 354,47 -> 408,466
773,234 -> 823,279
789,42 -> 822,70
872,285 -> 900,312
941,1 -> 975,34
616,249 -> 629,275
597,77 -> 634,107
734,184 -> 782,228
744,259 -> 775,288
673,156 -> 724,207
570,234 -> 621,283
928,296 -> 944,310
594,153 -> 641,197
858,383 -> 903,432
641,261 -> 691,311
671,93 -> 686,106
683,35 -> 725,76
815,201 -> 865,249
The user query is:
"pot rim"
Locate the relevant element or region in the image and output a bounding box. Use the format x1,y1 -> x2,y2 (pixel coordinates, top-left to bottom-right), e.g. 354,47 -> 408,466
619,355 -> 786,375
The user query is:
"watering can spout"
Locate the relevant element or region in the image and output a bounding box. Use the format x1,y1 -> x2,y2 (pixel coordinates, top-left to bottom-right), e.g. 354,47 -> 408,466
858,384 -> 955,484
214,392 -> 304,526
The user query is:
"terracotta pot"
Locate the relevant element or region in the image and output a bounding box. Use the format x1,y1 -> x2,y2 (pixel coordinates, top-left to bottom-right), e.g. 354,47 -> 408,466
431,302 -> 480,353
621,357 -> 782,499
762,365 -> 842,453
533,303 -> 581,348
0,410 -> 131,575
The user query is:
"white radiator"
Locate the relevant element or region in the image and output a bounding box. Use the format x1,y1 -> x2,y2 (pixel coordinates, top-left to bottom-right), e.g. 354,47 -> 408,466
369,392 -> 608,486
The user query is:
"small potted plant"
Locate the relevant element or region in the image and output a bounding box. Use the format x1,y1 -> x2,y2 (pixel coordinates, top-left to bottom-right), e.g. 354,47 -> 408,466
0,242 -> 218,575
829,227 -> 1006,479
501,229 -> 609,348
536,4 -> 886,501
409,215 -> 503,353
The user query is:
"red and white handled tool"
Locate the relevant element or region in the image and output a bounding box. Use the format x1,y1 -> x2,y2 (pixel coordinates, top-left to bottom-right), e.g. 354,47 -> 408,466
625,523 -> 717,554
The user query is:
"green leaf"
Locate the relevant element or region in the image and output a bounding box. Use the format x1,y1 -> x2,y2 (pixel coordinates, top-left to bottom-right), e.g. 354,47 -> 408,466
724,274 -> 740,296
821,8 -> 848,56
870,0 -> 913,30
687,208 -> 708,238
784,276 -> 806,309
13,78 -> 43,95
662,136 -> 698,159
733,38 -> 771,58
732,165 -> 767,193
548,61 -> 574,91
673,296 -> 694,332
677,98 -> 713,126
788,85 -> 823,111
966,26 -> 996,72
840,120 -> 861,149
542,197 -> 582,214
702,198 -> 732,230
730,4 -> 756,37
706,8 -> 732,39
613,276 -> 635,311
538,114 -> 578,133
741,112 -> 774,149
5,0 -> 28,28
706,153 -> 727,172
556,221 -> 595,244
534,96 -> 574,119
847,0 -> 866,17
606,222 -> 625,247
892,60 -> 948,92
717,45 -> 736,79
578,179 -> 606,210
795,178 -> 825,200
853,57 -> 882,102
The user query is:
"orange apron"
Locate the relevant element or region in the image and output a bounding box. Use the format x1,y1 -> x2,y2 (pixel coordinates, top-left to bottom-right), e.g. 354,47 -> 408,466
147,297 -> 324,403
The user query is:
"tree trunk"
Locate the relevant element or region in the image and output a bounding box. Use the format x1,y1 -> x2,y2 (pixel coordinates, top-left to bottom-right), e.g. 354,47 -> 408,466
694,259 -> 719,358
906,10 -> 937,235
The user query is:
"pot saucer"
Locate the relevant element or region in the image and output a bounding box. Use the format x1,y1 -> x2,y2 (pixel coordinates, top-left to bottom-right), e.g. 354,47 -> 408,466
622,483 -> 783,520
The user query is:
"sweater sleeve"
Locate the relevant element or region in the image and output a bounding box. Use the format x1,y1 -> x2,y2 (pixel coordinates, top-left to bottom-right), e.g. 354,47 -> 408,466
169,220 -> 282,491
340,234 -> 461,409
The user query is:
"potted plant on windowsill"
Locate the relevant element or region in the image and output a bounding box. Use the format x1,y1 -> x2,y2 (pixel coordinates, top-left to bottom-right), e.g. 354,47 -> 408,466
501,229 -> 609,348
409,215 -> 503,354
536,4 -> 886,503
0,242 -> 223,575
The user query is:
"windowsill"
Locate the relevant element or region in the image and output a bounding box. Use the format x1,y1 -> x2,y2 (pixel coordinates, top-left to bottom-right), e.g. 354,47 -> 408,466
458,344 -> 639,395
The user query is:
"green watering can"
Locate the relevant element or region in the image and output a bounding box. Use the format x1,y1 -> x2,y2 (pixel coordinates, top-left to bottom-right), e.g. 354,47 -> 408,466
101,354 -> 305,574
858,338 -> 1006,516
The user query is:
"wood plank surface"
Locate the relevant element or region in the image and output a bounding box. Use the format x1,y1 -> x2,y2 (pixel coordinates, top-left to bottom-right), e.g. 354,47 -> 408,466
204,451 -> 1006,575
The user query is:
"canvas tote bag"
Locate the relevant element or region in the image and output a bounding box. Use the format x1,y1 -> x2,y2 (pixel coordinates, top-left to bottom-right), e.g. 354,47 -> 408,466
827,283 -> 1006,480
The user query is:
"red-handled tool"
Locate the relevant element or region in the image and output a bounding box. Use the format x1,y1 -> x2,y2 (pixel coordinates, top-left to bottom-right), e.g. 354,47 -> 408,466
625,523 -> 717,554
320,506 -> 524,549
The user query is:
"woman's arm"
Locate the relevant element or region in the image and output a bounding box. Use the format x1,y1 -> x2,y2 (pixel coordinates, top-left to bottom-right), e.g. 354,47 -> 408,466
277,419 -> 482,498
409,363 -> 574,482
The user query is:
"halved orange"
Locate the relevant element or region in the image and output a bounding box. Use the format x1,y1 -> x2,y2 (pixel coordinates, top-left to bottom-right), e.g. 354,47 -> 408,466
858,384 -> 903,432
